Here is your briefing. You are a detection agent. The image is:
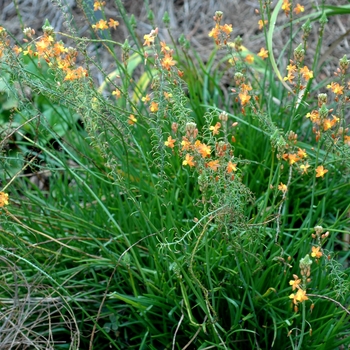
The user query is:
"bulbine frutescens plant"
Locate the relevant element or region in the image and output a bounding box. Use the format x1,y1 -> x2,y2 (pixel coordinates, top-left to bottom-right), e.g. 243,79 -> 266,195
0,0 -> 349,349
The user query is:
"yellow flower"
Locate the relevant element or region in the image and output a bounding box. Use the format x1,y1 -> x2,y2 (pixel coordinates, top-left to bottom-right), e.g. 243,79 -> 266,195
164,135 -> 176,149
311,246 -> 323,259
0,192 -> 9,207
315,165 -> 328,178
257,47 -> 268,59
183,153 -> 195,167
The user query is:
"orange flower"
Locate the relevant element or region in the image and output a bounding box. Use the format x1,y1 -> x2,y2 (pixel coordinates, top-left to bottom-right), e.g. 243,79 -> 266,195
12,45 -> 22,55
53,42 -> 66,56
323,118 -> 333,131
220,24 -> 233,35
128,114 -> 137,125
315,165 -> 328,178
208,25 -> 220,40
282,0 -> 291,15
289,275 -> 301,291
112,88 -> 121,98
0,192 -> 9,207
287,63 -> 297,73
108,19 -> 119,30
64,67 -> 87,81
150,101 -> 159,112
93,1 -> 105,11
207,160 -> 220,171
300,162 -> 310,174
183,153 -> 195,167
92,19 -> 108,30
160,41 -> 170,53
196,142 -> 211,158
164,135 -> 176,148
257,47 -> 268,59
143,34 -> 155,46
289,288 -> 308,305
294,4 -> 305,14
240,83 -> 252,92
278,182 -> 288,193
143,29 -> 158,47
311,246 -> 323,259
245,54 -> 254,64
209,122 -> 221,135
142,94 -> 151,103
163,92 -> 172,100
258,19 -> 268,30
181,137 -> 191,151
284,72 -> 295,83
288,153 -> 300,165
306,110 -> 320,124
327,82 -> 344,95
297,148 -> 307,159
239,92 -> 251,106
161,53 -> 176,71
300,66 -> 313,81
23,45 -> 34,56
226,161 -> 237,173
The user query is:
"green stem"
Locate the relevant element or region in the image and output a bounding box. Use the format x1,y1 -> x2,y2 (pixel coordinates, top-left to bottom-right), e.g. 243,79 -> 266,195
296,301 -> 307,350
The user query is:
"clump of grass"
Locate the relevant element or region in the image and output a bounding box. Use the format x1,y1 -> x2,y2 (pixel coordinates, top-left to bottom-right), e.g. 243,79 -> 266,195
0,0 -> 349,349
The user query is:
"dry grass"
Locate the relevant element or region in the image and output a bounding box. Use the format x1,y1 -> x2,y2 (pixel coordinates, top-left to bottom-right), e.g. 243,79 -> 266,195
0,256 -> 79,349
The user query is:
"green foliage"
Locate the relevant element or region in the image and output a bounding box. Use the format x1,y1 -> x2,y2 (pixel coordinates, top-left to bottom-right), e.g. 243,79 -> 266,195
0,1 -> 349,349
